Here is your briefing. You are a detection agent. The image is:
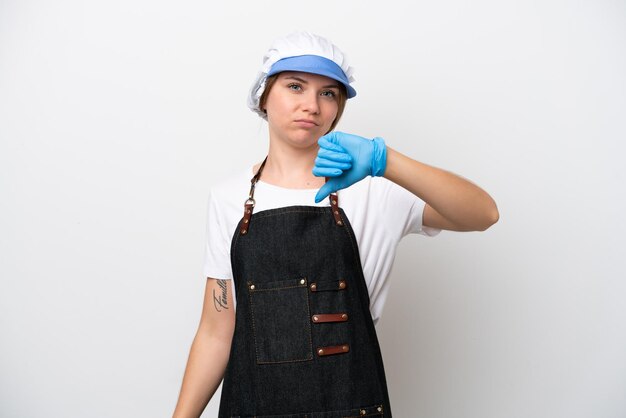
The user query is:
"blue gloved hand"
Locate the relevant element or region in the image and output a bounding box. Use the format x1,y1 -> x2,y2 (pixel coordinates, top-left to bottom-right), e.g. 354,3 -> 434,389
313,131 -> 387,203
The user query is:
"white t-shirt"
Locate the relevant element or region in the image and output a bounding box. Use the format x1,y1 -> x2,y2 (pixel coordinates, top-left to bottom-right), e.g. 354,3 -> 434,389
203,167 -> 440,324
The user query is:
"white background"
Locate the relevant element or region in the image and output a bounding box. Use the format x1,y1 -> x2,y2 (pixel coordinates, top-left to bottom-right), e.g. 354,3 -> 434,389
1,1 -> 625,417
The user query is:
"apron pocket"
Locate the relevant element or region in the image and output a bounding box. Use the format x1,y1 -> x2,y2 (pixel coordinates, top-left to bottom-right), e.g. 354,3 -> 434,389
248,277 -> 313,364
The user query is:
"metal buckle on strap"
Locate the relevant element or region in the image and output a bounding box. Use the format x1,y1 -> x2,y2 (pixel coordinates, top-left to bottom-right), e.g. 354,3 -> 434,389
240,198 -> 255,235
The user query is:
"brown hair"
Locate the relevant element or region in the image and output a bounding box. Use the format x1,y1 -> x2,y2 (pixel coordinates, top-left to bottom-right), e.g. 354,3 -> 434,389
259,74 -> 348,134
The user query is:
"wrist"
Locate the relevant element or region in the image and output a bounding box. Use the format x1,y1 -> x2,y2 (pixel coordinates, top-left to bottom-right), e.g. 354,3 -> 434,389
371,137 -> 387,177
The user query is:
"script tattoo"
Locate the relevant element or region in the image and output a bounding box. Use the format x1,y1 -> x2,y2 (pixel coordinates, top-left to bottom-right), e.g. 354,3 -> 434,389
213,279 -> 229,312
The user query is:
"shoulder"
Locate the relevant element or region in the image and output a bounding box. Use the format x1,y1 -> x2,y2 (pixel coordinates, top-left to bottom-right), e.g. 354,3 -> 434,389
208,167 -> 251,201
206,167 -> 253,218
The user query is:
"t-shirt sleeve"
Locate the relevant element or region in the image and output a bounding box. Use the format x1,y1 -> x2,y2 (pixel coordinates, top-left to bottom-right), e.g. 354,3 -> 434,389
202,189 -> 234,280
382,179 -> 441,237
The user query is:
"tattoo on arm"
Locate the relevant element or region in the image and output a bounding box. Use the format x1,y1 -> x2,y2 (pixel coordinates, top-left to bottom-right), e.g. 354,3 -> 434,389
213,279 -> 229,312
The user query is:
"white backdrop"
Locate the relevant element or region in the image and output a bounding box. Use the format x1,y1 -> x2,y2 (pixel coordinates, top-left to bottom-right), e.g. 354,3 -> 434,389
1,1 -> 625,417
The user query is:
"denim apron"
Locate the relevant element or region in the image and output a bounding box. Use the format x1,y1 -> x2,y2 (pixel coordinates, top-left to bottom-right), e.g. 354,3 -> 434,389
218,158 -> 392,417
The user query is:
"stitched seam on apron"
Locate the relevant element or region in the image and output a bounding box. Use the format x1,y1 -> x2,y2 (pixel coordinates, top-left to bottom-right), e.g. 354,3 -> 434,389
252,208 -> 330,219
244,404 -> 384,417
250,285 -> 306,292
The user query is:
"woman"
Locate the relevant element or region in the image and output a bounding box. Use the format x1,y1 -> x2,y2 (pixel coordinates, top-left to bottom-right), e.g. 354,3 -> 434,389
173,31 -> 498,418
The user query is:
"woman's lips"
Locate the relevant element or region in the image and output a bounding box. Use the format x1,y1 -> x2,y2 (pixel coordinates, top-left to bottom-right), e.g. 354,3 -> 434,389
294,119 -> 319,128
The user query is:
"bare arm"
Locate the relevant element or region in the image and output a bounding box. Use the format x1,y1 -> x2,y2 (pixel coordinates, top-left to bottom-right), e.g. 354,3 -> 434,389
172,278 -> 235,418
384,147 -> 499,232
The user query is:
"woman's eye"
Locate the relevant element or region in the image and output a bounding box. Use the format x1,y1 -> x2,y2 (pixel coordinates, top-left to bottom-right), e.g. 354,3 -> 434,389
287,83 -> 302,91
321,90 -> 337,98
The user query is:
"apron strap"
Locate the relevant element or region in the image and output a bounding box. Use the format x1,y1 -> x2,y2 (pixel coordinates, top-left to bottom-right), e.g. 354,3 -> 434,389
239,156 -> 343,235
240,156 -> 267,235
329,191 -> 343,226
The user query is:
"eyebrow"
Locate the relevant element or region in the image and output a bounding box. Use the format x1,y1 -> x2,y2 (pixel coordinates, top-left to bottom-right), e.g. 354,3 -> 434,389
283,75 -> 341,89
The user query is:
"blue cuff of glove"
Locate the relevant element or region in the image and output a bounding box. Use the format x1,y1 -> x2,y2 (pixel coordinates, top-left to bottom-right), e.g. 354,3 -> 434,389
371,137 -> 387,177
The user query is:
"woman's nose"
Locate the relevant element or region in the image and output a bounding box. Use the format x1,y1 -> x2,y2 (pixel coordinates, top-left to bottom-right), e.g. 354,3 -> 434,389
301,92 -> 320,114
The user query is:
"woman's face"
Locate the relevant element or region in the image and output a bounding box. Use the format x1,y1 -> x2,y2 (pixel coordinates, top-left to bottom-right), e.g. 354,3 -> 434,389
264,71 -> 341,149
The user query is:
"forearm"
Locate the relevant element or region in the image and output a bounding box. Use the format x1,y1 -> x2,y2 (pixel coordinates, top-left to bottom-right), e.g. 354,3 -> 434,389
383,146 -> 499,231
172,330 -> 232,418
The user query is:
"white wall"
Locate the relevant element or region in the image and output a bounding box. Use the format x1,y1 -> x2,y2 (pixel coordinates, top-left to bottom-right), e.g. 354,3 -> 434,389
1,1 -> 625,417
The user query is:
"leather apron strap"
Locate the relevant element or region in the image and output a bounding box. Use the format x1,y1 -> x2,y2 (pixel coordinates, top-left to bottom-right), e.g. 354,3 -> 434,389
239,156 -> 343,235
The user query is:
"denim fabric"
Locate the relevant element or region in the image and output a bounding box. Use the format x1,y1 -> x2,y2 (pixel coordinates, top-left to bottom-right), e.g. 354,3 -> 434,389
231,402 -> 385,417
248,277 -> 313,363
219,206 -> 392,417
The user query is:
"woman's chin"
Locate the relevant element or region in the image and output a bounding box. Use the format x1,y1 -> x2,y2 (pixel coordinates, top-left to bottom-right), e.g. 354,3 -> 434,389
285,132 -> 323,148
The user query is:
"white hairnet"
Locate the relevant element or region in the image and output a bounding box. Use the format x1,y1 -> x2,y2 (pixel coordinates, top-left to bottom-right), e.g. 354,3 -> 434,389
247,31 -> 356,119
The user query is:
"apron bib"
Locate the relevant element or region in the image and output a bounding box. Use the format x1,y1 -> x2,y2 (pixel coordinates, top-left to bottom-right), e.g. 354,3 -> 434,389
219,159 -> 392,417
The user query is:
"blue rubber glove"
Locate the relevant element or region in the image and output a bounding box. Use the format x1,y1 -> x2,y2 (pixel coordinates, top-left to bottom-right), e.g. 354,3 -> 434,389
313,131 -> 387,203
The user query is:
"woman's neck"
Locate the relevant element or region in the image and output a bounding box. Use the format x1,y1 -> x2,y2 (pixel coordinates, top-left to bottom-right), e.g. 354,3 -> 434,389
253,142 -> 325,189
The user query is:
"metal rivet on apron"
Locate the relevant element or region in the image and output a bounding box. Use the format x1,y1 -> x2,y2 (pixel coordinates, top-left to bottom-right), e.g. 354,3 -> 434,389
249,284 -> 255,290
377,406 -> 383,412
342,345 -> 349,351
244,219 -> 248,223
310,283 -> 317,291
317,348 -> 324,355
341,314 -> 348,320
334,210 -> 339,215
312,315 -> 319,322
241,230 -> 247,234
360,409 -> 366,415
337,220 -> 343,225
300,278 -> 306,285
332,199 -> 337,205
339,281 -> 346,289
